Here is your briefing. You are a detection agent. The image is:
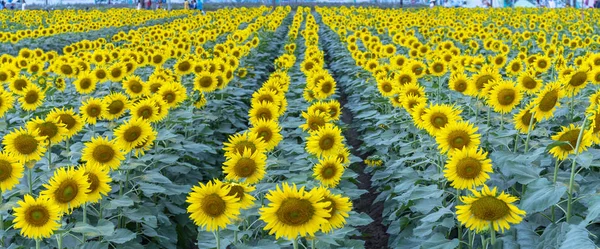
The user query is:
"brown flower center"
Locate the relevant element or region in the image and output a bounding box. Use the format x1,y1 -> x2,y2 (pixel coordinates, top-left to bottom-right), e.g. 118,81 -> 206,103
201,194 -> 226,218
234,158 -> 256,177
276,198 -> 315,226
470,196 -> 510,221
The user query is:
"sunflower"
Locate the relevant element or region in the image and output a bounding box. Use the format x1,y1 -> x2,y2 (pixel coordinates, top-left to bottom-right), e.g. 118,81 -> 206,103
313,156 -> 344,187
130,98 -> 159,122
122,76 -> 148,99
150,96 -> 169,123
549,124 -> 594,160
249,119 -> 283,151
102,92 -> 130,120
132,128 -> 157,158
487,81 -> 523,114
193,91 -> 207,109
40,166 -> 90,213
80,97 -> 106,125
79,163 -> 112,203
399,82 -> 426,98
222,148 -> 267,184
251,89 -> 283,108
376,78 -> 397,98
259,183 -> 331,239
46,108 -> 85,139
300,110 -> 332,132
314,187 -> 352,233
0,89 -> 15,118
435,121 -> 481,154
113,118 -> 153,151
394,69 -> 417,87
249,101 -> 280,125
9,75 -> 30,94
222,131 -> 268,159
186,179 -> 241,232
107,63 -> 127,82
193,72 -> 218,93
306,123 -> 344,158
25,117 -> 68,144
444,147 -> 492,190
54,77 -> 67,91
533,81 -> 564,121
563,69 -> 590,97
513,103 -> 538,134
335,146 -> 351,166
589,110 -> 600,144
517,71 -> 542,94
225,182 -> 256,210
3,127 -> 47,163
505,59 -> 524,76
315,77 -> 336,99
449,72 -> 472,95
422,104 -> 462,135
73,72 -> 98,94
456,185 -> 526,232
0,151 -> 24,191
532,55 -> 551,73
428,60 -> 447,76
174,58 -> 195,75
81,136 -> 125,170
470,66 -> 500,98
12,195 -> 61,239
93,67 -> 109,83
402,95 -> 428,112
158,82 -> 187,109
18,84 -> 45,111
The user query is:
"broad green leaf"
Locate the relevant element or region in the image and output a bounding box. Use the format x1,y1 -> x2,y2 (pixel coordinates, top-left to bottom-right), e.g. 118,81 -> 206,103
559,225 -> 595,249
521,178 -> 567,214
421,233 -> 459,249
138,182 -> 167,196
106,196 -> 134,210
105,229 -> 136,244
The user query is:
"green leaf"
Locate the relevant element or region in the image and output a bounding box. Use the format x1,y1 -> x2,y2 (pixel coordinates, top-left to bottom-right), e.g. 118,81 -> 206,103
138,182 -> 166,196
345,211 -> 372,226
142,171 -> 172,184
545,141 -> 571,152
583,195 -> 600,223
559,225 -> 595,249
521,178 -> 567,214
106,196 -> 134,210
72,219 -> 114,238
421,233 -> 459,249
105,229 -> 136,244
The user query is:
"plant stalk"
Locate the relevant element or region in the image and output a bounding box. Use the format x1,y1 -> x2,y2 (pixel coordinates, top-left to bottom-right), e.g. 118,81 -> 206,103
566,115 -> 589,222
292,237 -> 298,249
524,110 -> 536,153
214,228 -> 221,249
551,159 -> 560,222
36,239 -> 41,249
489,224 -> 497,249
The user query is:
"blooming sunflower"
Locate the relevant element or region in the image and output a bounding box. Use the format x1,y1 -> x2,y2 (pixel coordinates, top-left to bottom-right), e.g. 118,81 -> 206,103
532,81 -> 564,121
376,78 -> 397,98
81,136 -> 125,170
563,69 -> 591,97
132,128 -> 157,158
314,187 -> 352,233
93,67 -> 109,83
315,77 -> 336,100
158,82 -> 187,109
326,100 -> 341,121
549,124 -> 594,160
102,92 -> 130,120
222,131 -> 268,159
46,108 -> 85,139
251,89 -> 283,108
80,97 -> 106,125
107,63 -> 127,82
249,119 -> 283,151
399,82 -> 426,98
80,164 -> 112,203
259,183 -> 331,239
9,76 -> 31,94
513,103 -> 538,134
193,72 -> 218,93
73,71 -> 98,95
449,72 -> 472,95
435,121 -> 481,154
444,147 -> 493,190
130,97 -> 159,123
428,59 -> 447,76
300,109 -> 332,132
306,123 -> 344,158
505,59 -> 524,76
313,156 -> 344,187
0,151 -> 24,191
422,104 -> 462,135
113,118 -> 153,151
2,127 -> 47,163
12,194 -> 61,239
487,81 -> 523,114
40,166 -> 90,213
186,179 -> 241,231
517,71 -> 542,94
225,182 -> 256,210
222,148 -> 267,184
25,117 -> 68,144
456,185 -> 526,233
248,101 -> 280,126
18,84 -> 45,111
122,76 -> 147,99
0,89 -> 15,118
470,66 -> 500,98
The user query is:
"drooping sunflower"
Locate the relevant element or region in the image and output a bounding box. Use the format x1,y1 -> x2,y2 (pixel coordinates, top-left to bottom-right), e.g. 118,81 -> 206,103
193,72 -> 218,93
517,70 -> 542,94
222,131 -> 268,159
335,146 -> 351,166
487,80 -> 523,114
222,148 -> 267,184
25,117 -> 68,144
444,147 -> 493,190
102,92 -> 130,120
300,109 -> 332,132
589,110 -> 600,144
3,127 -> 47,163
46,108 -> 85,139
113,118 -> 153,151
306,123 -> 344,158
314,187 -> 352,233
313,156 -> 344,187
225,182 -> 256,210
122,76 -> 148,99
249,119 -> 283,151
73,71 -> 98,95
0,151 -> 24,191
80,97 -> 106,125
456,185 -> 526,233
549,124 -> 594,160
40,166 -> 90,213
435,121 -> 481,154
193,91 -> 207,109
259,183 -> 331,239
422,104 -> 463,135
80,163 -> 112,203
248,101 -> 280,125
18,84 -> 45,111
158,82 -> 187,109
150,96 -> 169,123
12,194 -> 61,239
513,103 -> 538,134
186,179 -> 241,232
532,81 -> 564,121
81,136 -> 125,170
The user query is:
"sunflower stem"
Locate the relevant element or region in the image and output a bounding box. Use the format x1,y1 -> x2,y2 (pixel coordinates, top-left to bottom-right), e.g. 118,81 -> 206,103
311,238 -> 316,249
489,225 -> 497,249
551,159 -> 561,222
524,111 -> 536,153
82,202 -> 87,243
292,237 -> 299,249
512,133 -> 519,152
566,115 -> 590,223
56,233 -> 63,249
214,228 -> 221,249
47,142 -> 52,170
468,230 -> 474,249
28,166 -> 33,195
500,113 -> 504,131
36,239 -> 41,249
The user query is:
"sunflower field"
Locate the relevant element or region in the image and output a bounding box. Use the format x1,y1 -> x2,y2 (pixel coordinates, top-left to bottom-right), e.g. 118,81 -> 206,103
0,5 -> 600,249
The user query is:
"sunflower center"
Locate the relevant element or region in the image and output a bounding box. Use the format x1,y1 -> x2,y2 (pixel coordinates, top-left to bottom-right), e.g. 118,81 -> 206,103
26,206 -> 50,227
178,61 -> 191,72
511,63 -> 520,72
522,76 -> 537,89
0,72 -> 7,81
111,68 -> 122,78
108,100 -> 124,114
276,198 -> 315,226
80,78 -> 91,89
25,91 -> 39,104
569,71 -> 588,87
594,114 -> 600,133
201,194 -> 226,218
199,76 -> 213,88
96,70 -> 107,79
38,122 -> 59,140
521,111 -> 537,126
124,126 -> 142,142
309,116 -> 326,131
137,106 -> 153,119
448,130 -> 470,150
150,83 -> 162,93
87,104 -> 101,117
257,128 -> 272,142
0,160 -> 13,181
321,82 -> 333,94
455,80 -> 467,92
257,108 -> 272,120
497,89 -> 515,105
470,196 -> 510,221
475,75 -> 493,90
56,180 -> 79,203
234,157 -> 256,177
382,83 -> 392,92
538,60 -> 547,68
558,129 -> 580,151
227,185 -> 245,200
14,79 -> 28,91
58,114 -> 76,130
164,92 -> 175,103
399,75 -> 411,85
60,65 -> 73,75
319,135 -> 335,150
234,140 -> 256,155
321,163 -> 337,179
93,144 -> 115,163
456,157 -> 482,179
14,134 -> 38,155
431,114 -> 448,128
258,95 -> 273,103
433,64 -> 443,73
87,173 -> 100,193
539,90 -> 558,112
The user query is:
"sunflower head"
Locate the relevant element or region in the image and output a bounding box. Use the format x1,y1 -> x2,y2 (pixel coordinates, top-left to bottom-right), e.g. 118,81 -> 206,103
457,185 -> 526,233
13,194 -> 62,239
186,179 -> 241,231
40,166 -> 90,214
